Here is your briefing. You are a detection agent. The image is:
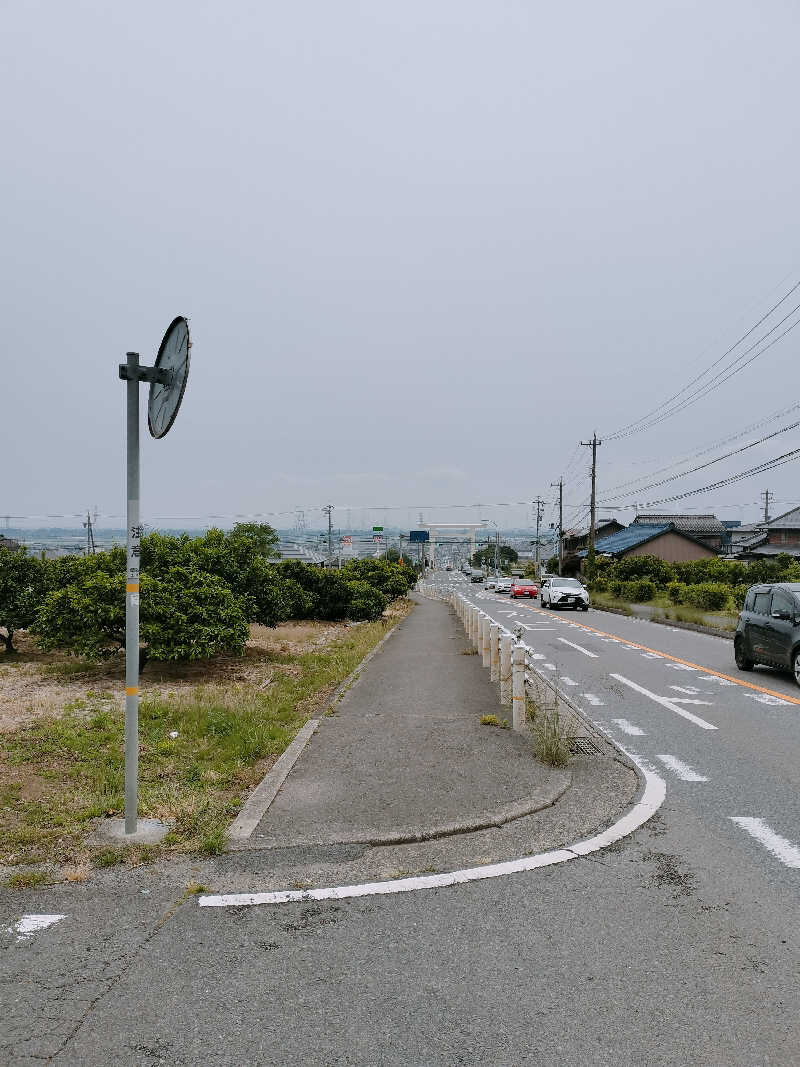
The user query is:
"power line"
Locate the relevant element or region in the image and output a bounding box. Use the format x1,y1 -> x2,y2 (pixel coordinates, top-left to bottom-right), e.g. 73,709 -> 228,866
610,445 -> 800,510
605,277 -> 800,441
599,414 -> 800,503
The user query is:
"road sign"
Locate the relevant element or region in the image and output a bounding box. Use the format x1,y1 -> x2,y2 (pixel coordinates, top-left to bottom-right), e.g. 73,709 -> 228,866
373,534 -> 384,542
372,526 -> 384,532
341,535 -> 352,545
409,530 -> 429,542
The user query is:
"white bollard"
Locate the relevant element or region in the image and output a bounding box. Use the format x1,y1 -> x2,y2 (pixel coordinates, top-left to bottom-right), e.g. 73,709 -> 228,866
481,615 -> 491,668
500,632 -> 512,706
512,644 -> 526,731
471,606 -> 479,648
490,623 -> 500,682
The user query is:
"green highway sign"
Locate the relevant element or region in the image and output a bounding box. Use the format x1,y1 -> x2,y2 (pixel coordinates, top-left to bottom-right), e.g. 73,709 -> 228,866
372,526 -> 384,532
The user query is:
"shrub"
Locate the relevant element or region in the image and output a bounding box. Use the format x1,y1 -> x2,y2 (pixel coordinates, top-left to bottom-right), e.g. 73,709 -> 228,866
0,549 -> 48,652
731,584 -> 749,610
683,582 -> 730,612
609,580 -> 624,598
345,580 -> 387,621
34,569 -> 250,662
632,579 -> 656,602
666,581 -> 687,604
589,577 -> 608,593
611,554 -> 674,586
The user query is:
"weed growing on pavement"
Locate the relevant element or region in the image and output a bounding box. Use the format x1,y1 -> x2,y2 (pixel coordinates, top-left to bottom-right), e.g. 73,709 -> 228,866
3,869 -> 51,889
480,714 -> 501,726
528,701 -> 573,767
0,606 -> 412,870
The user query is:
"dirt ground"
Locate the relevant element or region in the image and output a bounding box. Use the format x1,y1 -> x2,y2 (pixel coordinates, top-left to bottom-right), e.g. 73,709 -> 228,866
0,620 -> 354,733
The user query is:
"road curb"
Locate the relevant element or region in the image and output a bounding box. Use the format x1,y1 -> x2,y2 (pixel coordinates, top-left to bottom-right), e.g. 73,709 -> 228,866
232,772 -> 572,850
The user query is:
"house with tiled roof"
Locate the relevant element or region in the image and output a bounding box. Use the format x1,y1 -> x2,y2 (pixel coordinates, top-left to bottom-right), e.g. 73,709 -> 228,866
632,513 -> 725,552
562,519 -> 625,554
578,522 -> 716,564
735,506 -> 800,560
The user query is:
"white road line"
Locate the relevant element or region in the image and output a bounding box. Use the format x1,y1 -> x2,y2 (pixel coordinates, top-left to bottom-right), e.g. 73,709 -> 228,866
641,652 -> 664,659
560,677 -> 579,687
543,663 -> 556,670
520,625 -> 556,631
528,653 -> 546,661
583,693 -> 605,706
4,915 -> 66,942
749,693 -> 791,707
667,663 -> 699,672
611,718 -> 645,736
610,674 -> 718,730
558,638 -> 598,658
656,754 -> 709,782
731,817 -> 800,868
669,685 -> 703,695
199,754 -> 667,908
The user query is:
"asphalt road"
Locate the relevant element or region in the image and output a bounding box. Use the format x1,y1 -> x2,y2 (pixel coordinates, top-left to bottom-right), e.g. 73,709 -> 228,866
2,574 -> 799,1065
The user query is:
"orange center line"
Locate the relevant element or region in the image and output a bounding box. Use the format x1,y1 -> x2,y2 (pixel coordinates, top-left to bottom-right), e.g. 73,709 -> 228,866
523,605 -> 800,707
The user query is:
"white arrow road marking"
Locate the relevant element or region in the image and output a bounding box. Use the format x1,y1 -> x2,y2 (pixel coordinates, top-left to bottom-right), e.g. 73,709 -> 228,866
731,817 -> 800,868
583,693 -> 605,706
610,674 -> 718,730
656,754 -> 709,782
5,915 -> 65,942
611,718 -> 645,736
558,638 -> 598,658
749,693 -> 791,706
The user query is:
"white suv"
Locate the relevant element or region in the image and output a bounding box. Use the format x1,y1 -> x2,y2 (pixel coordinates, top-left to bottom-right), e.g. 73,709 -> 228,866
541,577 -> 589,611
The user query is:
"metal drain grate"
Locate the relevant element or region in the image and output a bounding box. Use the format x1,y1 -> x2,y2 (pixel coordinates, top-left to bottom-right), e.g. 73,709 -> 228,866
569,736 -> 604,757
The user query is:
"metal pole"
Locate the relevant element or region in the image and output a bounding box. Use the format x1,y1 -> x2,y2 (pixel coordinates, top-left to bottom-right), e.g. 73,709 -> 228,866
124,351 -> 141,835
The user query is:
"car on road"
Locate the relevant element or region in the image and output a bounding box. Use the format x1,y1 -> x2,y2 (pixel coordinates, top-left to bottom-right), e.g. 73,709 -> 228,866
541,577 -> 590,611
734,582 -> 800,686
484,576 -> 499,590
495,577 -> 512,593
470,569 -> 485,583
509,578 -> 538,599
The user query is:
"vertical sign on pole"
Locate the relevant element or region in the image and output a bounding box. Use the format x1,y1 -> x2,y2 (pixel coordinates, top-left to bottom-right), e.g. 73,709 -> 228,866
114,317 -> 190,841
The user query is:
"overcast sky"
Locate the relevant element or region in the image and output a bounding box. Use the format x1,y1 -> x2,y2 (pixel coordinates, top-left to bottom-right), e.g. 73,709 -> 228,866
3,1 -> 799,534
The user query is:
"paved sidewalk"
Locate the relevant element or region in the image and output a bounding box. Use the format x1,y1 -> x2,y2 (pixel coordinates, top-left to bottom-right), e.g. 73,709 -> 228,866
244,595 -> 623,860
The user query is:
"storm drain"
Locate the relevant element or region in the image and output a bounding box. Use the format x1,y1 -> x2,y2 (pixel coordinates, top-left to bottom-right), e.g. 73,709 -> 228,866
569,736 -> 605,757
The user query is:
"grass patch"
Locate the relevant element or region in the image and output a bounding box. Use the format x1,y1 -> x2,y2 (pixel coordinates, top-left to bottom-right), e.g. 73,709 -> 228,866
0,606 -> 411,870
592,591 -> 737,630
3,869 -> 51,889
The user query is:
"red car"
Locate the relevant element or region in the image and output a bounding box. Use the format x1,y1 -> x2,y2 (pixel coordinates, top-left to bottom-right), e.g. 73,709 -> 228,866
510,579 -> 538,599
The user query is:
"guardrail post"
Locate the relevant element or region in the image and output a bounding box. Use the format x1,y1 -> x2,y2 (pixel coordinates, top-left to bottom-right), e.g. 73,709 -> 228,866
481,615 -> 491,668
490,623 -> 500,682
500,632 -> 512,705
512,644 -> 526,732
471,606 -> 479,648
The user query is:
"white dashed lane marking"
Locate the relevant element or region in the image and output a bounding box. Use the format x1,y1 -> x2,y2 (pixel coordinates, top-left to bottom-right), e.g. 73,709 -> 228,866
583,693 -> 605,706
560,677 -> 578,687
611,718 -> 645,736
557,638 -> 598,658
749,693 -> 791,706
731,818 -> 800,868
656,754 -> 709,782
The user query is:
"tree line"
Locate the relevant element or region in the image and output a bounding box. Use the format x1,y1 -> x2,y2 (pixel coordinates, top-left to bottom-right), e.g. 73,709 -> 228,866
0,524 -> 417,663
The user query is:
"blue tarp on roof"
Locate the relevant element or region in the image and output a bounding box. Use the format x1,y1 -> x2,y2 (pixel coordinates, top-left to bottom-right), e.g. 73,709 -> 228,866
577,524 -> 672,558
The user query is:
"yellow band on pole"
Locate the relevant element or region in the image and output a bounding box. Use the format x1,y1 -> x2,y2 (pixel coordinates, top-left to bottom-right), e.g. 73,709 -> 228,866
126,583 -> 140,593
125,686 -> 138,696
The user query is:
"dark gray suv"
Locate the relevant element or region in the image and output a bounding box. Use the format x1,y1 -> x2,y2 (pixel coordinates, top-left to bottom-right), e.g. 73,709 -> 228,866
734,583 -> 800,686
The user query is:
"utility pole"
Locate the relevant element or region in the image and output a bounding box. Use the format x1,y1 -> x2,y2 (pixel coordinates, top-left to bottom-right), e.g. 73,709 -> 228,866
580,433 -> 602,578
322,505 -> 334,561
761,489 -> 771,525
83,509 -> 96,556
532,497 -> 545,578
551,478 -> 563,575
